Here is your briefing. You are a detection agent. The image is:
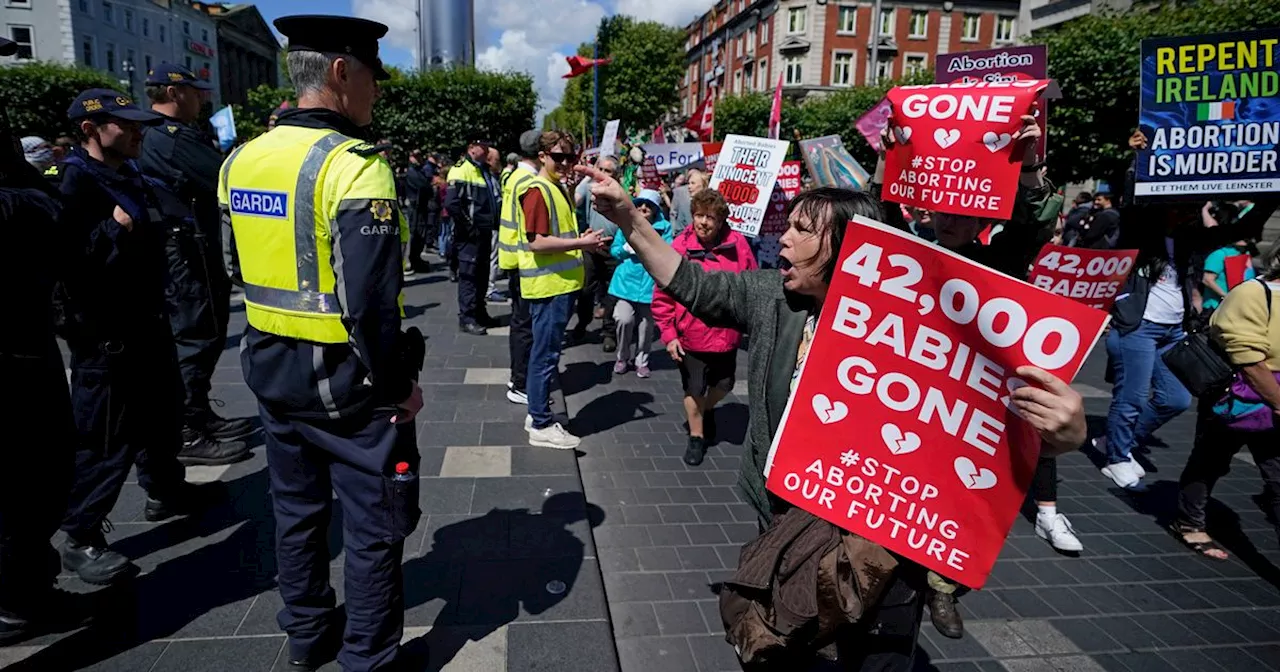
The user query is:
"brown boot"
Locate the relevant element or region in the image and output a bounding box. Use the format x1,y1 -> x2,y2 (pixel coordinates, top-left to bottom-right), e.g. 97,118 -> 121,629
929,590 -> 964,639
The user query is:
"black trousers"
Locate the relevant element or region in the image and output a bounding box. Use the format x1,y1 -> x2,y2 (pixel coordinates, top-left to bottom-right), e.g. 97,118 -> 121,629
456,228 -> 493,326
423,209 -> 440,250
1178,405 -> 1280,537
62,327 -> 187,540
508,272 -> 533,392
169,286 -> 230,423
575,251 -> 616,334
0,340 -> 75,617
407,208 -> 430,271
1031,456 -> 1057,502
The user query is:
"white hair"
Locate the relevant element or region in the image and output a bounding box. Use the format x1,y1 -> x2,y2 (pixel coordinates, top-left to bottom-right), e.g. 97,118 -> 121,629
287,50 -> 366,94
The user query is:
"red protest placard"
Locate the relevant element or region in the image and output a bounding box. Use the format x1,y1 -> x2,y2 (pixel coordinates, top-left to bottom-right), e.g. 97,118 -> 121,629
702,142 -> 723,173
1028,244 -> 1139,312
883,80 -> 1050,221
764,217 -> 1108,589
756,161 -> 804,268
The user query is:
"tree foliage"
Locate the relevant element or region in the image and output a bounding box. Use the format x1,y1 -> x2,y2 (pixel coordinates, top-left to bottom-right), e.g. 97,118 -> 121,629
546,15 -> 687,142
230,83 -> 295,142
0,62 -> 117,140
1028,0 -> 1280,186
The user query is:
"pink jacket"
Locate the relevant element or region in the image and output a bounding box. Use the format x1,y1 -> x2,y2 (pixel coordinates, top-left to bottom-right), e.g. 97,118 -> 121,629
653,226 -> 758,353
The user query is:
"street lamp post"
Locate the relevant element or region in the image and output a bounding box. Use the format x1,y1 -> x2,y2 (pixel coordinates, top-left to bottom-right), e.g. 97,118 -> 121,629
869,0 -> 882,85
120,58 -> 137,97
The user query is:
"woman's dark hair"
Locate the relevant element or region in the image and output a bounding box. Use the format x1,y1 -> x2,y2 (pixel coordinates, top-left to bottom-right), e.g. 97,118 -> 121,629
784,187 -> 884,284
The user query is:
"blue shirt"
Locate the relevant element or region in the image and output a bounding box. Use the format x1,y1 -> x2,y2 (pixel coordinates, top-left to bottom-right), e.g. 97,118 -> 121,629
1203,246 -> 1256,310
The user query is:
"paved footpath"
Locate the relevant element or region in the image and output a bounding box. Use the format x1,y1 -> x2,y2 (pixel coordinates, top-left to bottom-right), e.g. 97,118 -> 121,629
4,256 -> 1280,671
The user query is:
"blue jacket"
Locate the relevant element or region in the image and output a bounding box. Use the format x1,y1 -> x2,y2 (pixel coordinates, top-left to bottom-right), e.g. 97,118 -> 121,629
609,217 -> 673,304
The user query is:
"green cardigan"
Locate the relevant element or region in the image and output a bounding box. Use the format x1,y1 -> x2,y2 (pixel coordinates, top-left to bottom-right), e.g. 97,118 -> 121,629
663,262 -> 812,523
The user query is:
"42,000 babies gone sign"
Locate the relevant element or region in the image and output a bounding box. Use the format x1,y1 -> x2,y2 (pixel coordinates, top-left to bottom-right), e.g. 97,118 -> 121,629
764,218 -> 1108,589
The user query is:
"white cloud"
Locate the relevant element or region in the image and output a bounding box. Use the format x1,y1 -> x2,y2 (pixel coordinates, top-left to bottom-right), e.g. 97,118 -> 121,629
614,0 -> 715,27
353,0 -> 605,115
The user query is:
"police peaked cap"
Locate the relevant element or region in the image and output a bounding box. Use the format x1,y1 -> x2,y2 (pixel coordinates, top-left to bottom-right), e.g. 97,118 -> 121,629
274,15 -> 391,81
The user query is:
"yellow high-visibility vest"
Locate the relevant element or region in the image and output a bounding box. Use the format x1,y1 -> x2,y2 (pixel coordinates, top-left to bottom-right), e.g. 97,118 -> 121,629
498,168 -> 537,270
517,174 -> 584,299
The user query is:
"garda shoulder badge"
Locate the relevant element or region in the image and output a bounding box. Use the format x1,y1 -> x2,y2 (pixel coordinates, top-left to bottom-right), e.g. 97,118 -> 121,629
370,199 -> 393,223
347,143 -> 383,158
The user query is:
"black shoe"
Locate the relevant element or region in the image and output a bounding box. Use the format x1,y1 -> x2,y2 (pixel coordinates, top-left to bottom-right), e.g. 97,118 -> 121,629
287,614 -> 345,670
478,315 -> 501,329
448,270 -> 458,283
179,428 -> 251,466
198,403 -> 256,441
60,534 -> 136,586
602,335 -> 617,353
144,482 -> 214,522
0,589 -> 95,645
704,410 -> 718,446
928,591 -> 964,639
684,436 -> 707,466
460,322 -> 488,336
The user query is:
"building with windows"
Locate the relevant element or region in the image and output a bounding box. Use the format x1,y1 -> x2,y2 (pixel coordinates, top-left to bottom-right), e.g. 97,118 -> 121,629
0,0 -> 246,108
679,0 -> 1020,118
196,3 -> 279,106
1017,0 -> 1131,36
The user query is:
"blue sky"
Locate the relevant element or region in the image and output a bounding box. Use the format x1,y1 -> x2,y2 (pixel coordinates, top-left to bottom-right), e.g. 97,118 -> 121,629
252,0 -> 714,113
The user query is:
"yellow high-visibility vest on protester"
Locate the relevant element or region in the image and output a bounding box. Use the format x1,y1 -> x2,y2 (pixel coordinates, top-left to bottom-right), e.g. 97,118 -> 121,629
497,169 -> 537,270
219,125 -> 406,344
516,174 -> 584,299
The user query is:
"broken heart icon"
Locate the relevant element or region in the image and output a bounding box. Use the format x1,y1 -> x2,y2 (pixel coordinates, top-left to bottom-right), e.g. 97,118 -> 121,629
954,457 -> 998,490
896,126 -> 913,143
880,423 -> 921,456
811,394 -> 848,425
933,128 -> 960,149
982,131 -> 1012,153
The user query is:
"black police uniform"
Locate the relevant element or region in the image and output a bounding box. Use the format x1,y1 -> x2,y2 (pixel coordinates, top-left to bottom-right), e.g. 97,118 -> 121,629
444,152 -> 499,333
403,160 -> 436,271
55,91 -> 196,585
241,16 -> 422,671
136,63 -> 254,446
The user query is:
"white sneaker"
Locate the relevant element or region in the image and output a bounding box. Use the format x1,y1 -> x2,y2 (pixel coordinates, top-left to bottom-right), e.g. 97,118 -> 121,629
1036,513 -> 1083,552
524,414 -> 534,430
507,384 -> 528,405
1101,461 -> 1147,491
1128,454 -> 1146,478
529,422 -> 581,450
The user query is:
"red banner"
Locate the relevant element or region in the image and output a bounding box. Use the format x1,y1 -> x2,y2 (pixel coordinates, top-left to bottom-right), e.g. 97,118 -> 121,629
755,161 -> 804,268
883,81 -> 1050,220
764,218 -> 1108,588
1028,244 -> 1139,312
701,142 -> 723,174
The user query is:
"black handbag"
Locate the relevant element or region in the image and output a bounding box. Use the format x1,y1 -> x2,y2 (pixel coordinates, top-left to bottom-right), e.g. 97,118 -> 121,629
1161,281 -> 1271,397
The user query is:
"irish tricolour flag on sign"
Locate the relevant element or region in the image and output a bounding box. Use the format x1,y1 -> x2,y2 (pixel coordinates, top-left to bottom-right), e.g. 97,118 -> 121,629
1197,101 -> 1236,121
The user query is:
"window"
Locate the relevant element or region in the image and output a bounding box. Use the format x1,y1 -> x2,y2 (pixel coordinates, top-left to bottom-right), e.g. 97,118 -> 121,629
201,28 -> 209,43
159,25 -> 166,43
144,54 -> 152,72
7,0 -> 30,7
105,43 -> 116,72
182,20 -> 190,36
7,26 -> 33,60
744,62 -> 754,91
757,58 -> 768,89
837,6 -> 857,34
123,9 -> 133,32
733,69 -> 742,94
760,18 -> 769,44
995,16 -> 1016,42
202,61 -> 211,78
101,1 -> 113,24
81,36 -> 93,66
78,0 -> 90,12
126,48 -> 135,70
184,55 -> 192,69
831,52 -> 853,87
787,7 -> 806,34
878,9 -> 894,37
142,17 -> 150,38
905,54 -> 926,75
908,11 -> 927,38
960,14 -> 980,42
873,57 -> 893,83
784,54 -> 803,85
748,26 -> 756,48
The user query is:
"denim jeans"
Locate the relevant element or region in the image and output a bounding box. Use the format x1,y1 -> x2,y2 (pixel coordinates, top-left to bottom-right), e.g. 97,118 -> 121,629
527,292 -> 575,429
437,217 -> 453,264
1104,320 -> 1192,465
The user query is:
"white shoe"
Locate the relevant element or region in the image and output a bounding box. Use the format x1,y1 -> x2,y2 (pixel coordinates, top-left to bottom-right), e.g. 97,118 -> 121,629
524,414 -> 533,430
1128,454 -> 1146,478
529,422 -> 581,450
507,384 -> 528,405
1101,461 -> 1146,491
1036,513 -> 1083,552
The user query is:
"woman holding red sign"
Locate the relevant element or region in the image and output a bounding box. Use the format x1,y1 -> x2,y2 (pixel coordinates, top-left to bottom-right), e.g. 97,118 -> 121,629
574,138 -> 1086,667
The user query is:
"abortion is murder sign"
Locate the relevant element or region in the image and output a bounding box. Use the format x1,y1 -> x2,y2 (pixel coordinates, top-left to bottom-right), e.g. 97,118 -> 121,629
764,218 -> 1108,588
1135,29 -> 1280,199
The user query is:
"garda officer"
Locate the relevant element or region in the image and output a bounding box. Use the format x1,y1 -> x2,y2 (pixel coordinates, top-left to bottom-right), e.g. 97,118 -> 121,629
137,62 -> 256,457
0,35 -> 82,644
445,139 -> 500,334
57,89 -> 214,585
497,130 -> 541,405
220,15 -> 423,671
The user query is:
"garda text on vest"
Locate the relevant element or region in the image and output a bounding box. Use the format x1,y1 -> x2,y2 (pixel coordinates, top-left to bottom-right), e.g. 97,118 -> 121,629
230,188 -> 289,218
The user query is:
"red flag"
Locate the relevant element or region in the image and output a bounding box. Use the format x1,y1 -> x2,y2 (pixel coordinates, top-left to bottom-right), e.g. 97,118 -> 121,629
685,92 -> 715,141
563,54 -> 612,79
767,73 -> 783,140
652,124 -> 665,144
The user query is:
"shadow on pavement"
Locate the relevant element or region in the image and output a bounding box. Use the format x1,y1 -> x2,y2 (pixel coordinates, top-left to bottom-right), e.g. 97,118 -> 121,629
400,492 -> 605,671
569,389 -> 657,437
404,302 -> 441,319
560,361 -> 614,397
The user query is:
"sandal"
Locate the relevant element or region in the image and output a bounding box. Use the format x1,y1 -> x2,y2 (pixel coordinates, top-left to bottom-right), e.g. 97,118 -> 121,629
1169,523 -> 1229,561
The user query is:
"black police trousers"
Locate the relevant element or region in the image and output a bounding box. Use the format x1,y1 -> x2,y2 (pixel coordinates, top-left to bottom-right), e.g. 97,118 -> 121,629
62,327 -> 186,540
455,227 -> 493,327
508,272 -> 533,392
260,402 -> 420,672
0,340 -> 75,617
169,286 -> 231,423
575,251 -> 617,335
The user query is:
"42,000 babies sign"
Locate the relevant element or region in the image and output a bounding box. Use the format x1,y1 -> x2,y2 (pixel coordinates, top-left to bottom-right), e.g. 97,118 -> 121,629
764,218 -> 1108,588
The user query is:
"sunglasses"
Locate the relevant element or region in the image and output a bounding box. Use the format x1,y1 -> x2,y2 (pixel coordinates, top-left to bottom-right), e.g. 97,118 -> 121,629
549,152 -> 578,163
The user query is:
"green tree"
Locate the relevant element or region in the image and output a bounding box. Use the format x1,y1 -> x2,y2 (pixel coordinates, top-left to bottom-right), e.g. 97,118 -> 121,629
1029,0 -> 1280,186
0,62 -> 117,140
373,66 -> 536,158
231,83 -> 295,142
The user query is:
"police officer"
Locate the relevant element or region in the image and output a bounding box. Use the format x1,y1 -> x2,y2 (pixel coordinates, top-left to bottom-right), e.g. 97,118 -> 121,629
0,35 -> 83,644
220,15 -> 423,671
137,63 -> 256,457
446,139 -> 500,335
57,89 -> 224,585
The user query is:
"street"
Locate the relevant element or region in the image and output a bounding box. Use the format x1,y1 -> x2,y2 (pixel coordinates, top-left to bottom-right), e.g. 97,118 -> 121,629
3,253 -> 1279,672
